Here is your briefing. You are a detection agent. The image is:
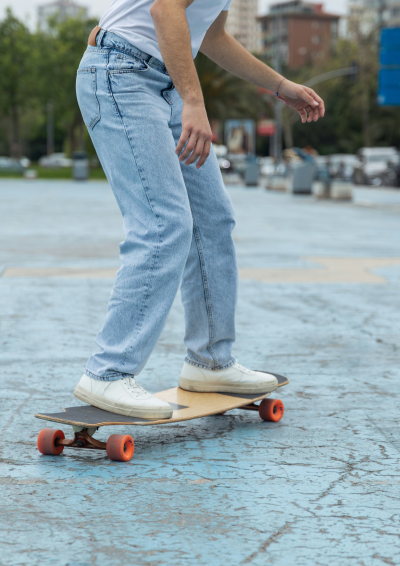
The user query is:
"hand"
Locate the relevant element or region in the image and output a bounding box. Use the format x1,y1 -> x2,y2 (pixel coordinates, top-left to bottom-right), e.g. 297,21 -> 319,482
176,102 -> 213,169
277,79 -> 325,124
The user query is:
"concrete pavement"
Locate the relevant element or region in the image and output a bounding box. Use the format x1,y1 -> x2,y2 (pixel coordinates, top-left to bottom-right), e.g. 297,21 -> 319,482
1,179 -> 400,565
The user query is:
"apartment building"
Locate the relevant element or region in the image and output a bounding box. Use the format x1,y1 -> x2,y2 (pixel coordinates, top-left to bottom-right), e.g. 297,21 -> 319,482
225,0 -> 259,53
347,0 -> 400,37
258,1 -> 340,68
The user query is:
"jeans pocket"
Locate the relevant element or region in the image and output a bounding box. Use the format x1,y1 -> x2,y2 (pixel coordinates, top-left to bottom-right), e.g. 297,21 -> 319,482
76,67 -> 101,130
110,53 -> 150,73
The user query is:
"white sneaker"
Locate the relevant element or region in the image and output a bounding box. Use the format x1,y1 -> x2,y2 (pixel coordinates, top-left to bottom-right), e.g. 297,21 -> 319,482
73,374 -> 173,419
179,362 -> 278,394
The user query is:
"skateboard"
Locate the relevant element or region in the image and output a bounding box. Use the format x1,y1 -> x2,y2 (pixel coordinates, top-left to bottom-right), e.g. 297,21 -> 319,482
35,372 -> 289,462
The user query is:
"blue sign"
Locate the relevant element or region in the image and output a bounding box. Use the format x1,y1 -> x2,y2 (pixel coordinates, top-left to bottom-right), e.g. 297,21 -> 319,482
378,28 -> 400,106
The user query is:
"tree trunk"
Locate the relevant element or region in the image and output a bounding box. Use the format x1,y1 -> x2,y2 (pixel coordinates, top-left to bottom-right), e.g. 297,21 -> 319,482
68,114 -> 84,155
10,103 -> 20,158
283,110 -> 293,149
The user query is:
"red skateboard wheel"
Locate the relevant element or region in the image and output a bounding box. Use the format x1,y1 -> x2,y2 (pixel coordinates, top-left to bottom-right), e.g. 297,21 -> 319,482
106,434 -> 135,462
37,428 -> 65,455
259,399 -> 284,422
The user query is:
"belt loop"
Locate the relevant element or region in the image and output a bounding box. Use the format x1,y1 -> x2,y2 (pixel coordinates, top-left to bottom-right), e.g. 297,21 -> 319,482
96,28 -> 106,47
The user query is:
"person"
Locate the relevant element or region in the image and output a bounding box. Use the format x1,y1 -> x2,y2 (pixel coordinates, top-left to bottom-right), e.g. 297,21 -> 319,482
74,0 -> 325,419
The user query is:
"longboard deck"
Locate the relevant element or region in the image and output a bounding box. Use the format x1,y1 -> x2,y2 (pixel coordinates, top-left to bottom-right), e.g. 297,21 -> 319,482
35,373 -> 289,428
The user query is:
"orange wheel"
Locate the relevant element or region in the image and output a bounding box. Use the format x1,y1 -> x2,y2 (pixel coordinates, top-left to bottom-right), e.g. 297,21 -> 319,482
259,399 -> 284,422
37,428 -> 65,455
106,434 -> 134,462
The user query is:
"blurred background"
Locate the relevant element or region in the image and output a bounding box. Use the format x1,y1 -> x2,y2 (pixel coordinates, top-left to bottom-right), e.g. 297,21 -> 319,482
1,6 -> 400,559
0,0 -> 399,192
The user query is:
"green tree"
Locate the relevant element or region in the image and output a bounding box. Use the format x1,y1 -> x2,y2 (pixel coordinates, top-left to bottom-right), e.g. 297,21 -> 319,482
0,9 -> 35,157
286,37 -> 400,154
39,15 -> 98,154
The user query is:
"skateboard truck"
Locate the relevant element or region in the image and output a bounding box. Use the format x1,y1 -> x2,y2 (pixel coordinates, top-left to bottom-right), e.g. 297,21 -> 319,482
37,426 -> 134,462
58,427 -> 107,450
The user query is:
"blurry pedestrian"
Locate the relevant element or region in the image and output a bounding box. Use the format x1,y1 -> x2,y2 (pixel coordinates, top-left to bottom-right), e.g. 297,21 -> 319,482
74,0 -> 325,418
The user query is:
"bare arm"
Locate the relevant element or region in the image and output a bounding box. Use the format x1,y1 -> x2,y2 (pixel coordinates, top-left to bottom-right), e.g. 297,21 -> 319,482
150,0 -> 212,168
201,11 -> 325,124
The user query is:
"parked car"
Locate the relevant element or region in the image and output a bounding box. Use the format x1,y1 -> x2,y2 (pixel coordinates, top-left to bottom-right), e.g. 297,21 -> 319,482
327,154 -> 358,180
0,157 -> 25,173
20,156 -> 31,168
353,147 -> 400,186
38,153 -> 72,168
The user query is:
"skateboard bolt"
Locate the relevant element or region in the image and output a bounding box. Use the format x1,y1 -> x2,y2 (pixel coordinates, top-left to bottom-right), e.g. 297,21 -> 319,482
77,438 -> 87,448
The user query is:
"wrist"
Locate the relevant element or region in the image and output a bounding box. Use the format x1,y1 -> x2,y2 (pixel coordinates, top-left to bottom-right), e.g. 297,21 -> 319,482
182,94 -> 204,106
275,77 -> 286,95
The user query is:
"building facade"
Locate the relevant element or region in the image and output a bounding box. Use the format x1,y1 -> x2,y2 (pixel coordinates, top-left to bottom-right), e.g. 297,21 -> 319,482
346,0 -> 400,38
38,0 -> 88,30
258,1 -> 340,69
225,0 -> 259,53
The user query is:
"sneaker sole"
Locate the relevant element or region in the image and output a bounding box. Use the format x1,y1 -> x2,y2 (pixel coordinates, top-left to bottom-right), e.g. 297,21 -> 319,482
178,377 -> 278,394
73,384 -> 173,419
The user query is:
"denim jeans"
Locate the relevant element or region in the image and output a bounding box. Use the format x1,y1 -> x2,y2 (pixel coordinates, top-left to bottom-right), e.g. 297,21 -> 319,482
76,30 -> 238,381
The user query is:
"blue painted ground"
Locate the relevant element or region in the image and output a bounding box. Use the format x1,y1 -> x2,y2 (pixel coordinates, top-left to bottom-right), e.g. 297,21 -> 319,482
1,180 -> 400,565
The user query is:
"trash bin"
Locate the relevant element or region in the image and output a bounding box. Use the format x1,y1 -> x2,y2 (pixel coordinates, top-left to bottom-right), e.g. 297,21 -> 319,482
290,161 -> 314,194
244,154 -> 259,187
72,151 -> 89,181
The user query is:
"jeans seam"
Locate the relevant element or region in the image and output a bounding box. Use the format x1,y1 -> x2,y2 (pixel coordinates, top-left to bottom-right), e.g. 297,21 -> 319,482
106,75 -> 163,371
106,56 -> 123,119
184,357 -> 236,371
190,206 -> 219,369
85,369 -> 134,381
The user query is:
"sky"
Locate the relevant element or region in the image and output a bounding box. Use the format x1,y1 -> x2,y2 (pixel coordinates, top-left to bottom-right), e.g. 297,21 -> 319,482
0,0 -> 348,27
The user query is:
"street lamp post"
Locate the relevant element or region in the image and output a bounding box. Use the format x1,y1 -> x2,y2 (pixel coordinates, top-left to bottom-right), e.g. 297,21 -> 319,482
273,14 -> 283,164
47,100 -> 54,156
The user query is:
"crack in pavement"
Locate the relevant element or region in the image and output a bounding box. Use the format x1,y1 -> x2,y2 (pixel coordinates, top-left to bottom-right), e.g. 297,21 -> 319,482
313,456 -> 370,502
240,521 -> 296,563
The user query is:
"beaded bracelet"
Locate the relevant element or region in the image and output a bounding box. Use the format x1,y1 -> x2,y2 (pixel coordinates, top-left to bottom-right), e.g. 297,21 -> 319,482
275,78 -> 286,96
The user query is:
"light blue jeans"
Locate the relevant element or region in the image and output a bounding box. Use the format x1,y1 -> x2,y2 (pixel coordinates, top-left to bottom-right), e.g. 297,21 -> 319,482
76,31 -> 238,381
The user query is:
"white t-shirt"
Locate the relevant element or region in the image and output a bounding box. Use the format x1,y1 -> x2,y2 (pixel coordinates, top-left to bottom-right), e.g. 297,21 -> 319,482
99,0 -> 232,62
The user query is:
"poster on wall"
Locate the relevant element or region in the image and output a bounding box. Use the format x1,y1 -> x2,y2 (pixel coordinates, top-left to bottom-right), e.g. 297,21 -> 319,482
256,119 -> 276,137
224,119 -> 255,155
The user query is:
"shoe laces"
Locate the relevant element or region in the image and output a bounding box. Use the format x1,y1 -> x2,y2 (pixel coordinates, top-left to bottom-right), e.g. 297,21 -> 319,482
234,362 -> 254,375
123,377 -> 149,399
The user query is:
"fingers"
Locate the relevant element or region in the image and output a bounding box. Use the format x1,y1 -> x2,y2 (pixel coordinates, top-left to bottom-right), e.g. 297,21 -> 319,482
196,138 -> 211,169
176,128 -> 191,156
297,86 -> 319,109
179,132 -> 197,163
305,105 -> 319,122
298,104 -> 320,123
177,128 -> 212,168
304,87 -> 325,117
185,135 -> 205,166
293,85 -> 325,124
298,108 -> 307,124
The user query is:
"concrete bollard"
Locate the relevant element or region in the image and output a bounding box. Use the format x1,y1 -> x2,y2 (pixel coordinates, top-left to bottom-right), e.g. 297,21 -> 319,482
313,180 -> 353,200
24,169 -> 37,180
330,181 -> 353,200
264,176 -> 290,191
313,181 -> 330,198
